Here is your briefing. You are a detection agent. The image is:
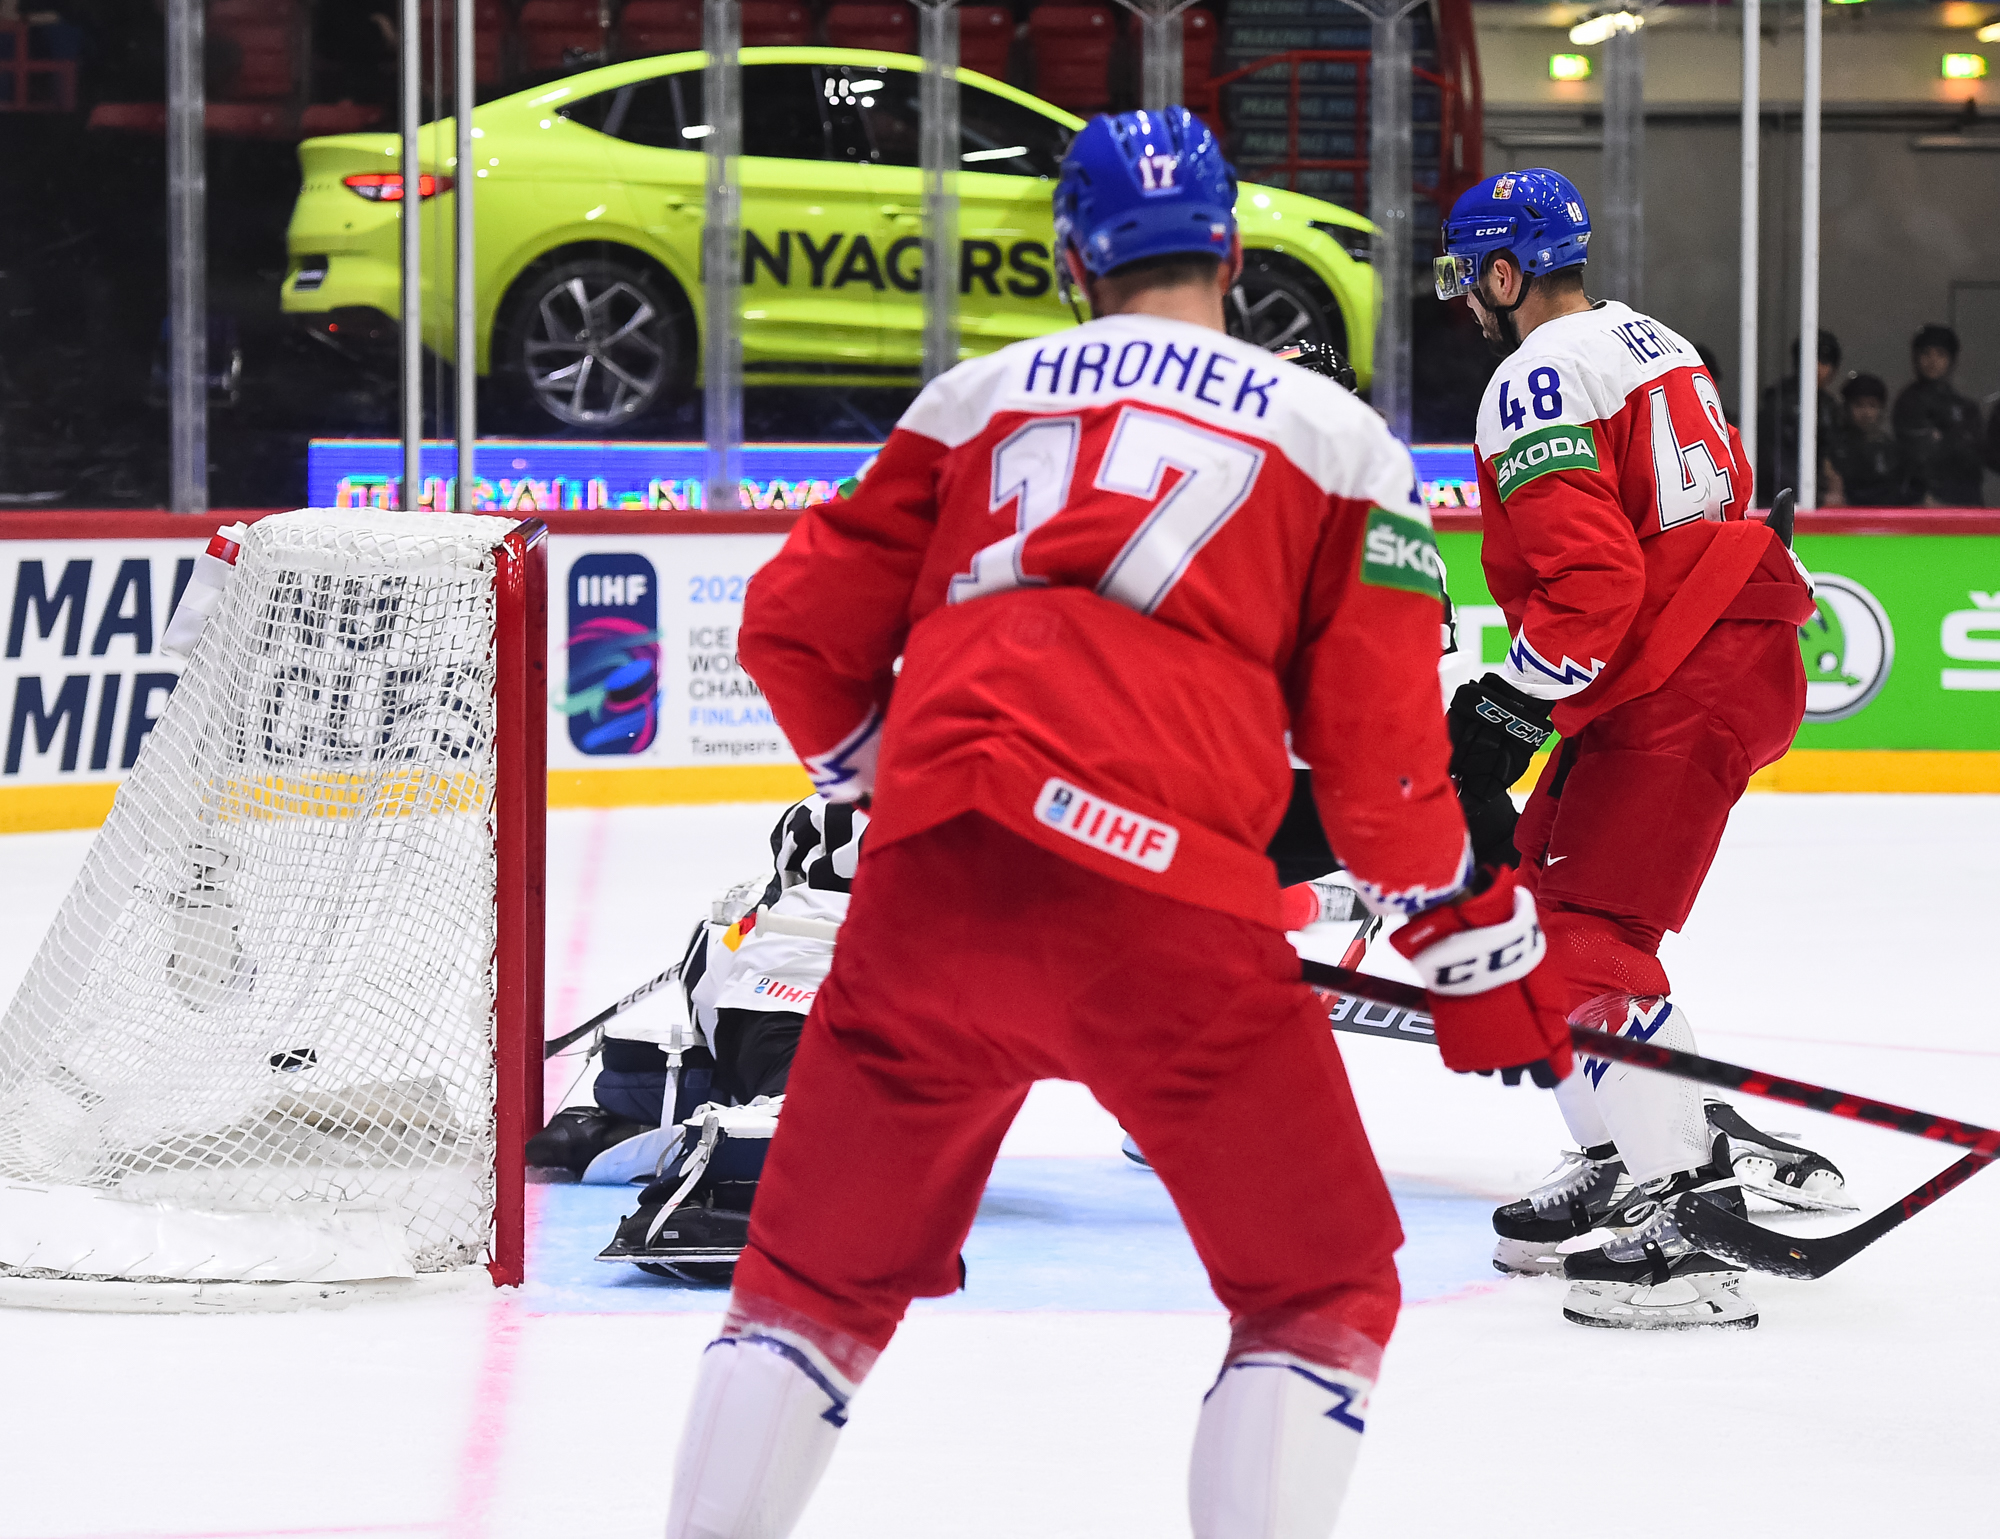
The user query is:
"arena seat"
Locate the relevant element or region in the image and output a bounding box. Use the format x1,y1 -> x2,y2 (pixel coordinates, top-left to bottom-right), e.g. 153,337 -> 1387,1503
205,0 -> 304,138
957,5 -> 1015,80
1027,5 -> 1116,115
740,2 -> 815,47
617,1 -> 703,58
518,0 -> 608,75
421,0 -> 513,92
299,101 -> 385,134
825,4 -> 917,53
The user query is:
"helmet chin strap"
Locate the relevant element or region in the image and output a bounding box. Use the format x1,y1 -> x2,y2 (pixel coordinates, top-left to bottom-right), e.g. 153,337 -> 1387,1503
1475,269 -> 1534,357
1056,244 -> 1089,325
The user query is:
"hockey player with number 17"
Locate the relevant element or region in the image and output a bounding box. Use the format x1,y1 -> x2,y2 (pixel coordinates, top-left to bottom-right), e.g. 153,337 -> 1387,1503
660,108 -> 1575,1538
1435,170 -> 1841,1330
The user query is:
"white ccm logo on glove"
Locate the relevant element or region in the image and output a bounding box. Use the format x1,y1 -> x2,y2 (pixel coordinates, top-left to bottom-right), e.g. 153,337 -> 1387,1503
1410,885 -> 1547,996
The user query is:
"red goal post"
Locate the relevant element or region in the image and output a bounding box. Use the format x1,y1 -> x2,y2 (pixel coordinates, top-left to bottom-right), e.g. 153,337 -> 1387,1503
0,510 -> 547,1308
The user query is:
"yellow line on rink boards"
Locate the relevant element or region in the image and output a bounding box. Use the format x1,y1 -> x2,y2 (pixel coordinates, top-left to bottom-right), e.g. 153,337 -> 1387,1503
2,755 -> 1991,836
547,764 -> 814,808
1509,749 -> 2000,796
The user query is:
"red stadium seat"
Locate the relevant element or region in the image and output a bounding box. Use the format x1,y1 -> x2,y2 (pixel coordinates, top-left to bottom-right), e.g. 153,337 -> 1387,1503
1027,5 -> 1117,116
300,101 -> 386,134
422,0 -> 512,91
518,0 -> 607,75
206,0 -> 303,137
209,0 -> 301,102
825,4 -> 916,53
618,1 -> 702,59
957,5 -> 1015,80
740,2 -> 814,47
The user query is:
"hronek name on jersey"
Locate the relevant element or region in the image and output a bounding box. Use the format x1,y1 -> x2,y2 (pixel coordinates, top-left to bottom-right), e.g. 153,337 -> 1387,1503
1023,338 -> 1283,418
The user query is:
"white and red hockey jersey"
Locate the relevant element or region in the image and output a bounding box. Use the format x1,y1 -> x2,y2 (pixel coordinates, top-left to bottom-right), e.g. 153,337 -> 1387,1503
740,314 -> 1471,928
683,798 -> 862,1032
1472,300 -> 1813,735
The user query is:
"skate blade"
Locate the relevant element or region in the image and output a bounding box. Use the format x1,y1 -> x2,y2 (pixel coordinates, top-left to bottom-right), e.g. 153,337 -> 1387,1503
598,1246 -> 744,1266
1735,1166 -> 1857,1214
1491,1236 -> 1568,1277
1561,1275 -> 1759,1331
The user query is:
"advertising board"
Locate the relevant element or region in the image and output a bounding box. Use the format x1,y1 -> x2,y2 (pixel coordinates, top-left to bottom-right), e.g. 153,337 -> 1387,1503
1,515 -> 1994,832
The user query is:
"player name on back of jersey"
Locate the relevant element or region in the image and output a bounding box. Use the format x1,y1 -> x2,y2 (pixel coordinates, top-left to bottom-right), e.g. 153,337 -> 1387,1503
1035,778 -> 1179,873
1019,332 -> 1283,420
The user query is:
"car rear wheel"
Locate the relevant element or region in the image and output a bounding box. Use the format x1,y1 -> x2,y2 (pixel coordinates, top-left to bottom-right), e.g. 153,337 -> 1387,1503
503,256 -> 685,430
1227,254 -> 1348,357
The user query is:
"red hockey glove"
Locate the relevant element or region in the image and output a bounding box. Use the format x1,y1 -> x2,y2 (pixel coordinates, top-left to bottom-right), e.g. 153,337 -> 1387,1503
1389,869 -> 1573,1086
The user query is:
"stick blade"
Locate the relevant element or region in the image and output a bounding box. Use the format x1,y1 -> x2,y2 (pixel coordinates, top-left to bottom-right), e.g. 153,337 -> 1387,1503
1674,1193 -> 1836,1280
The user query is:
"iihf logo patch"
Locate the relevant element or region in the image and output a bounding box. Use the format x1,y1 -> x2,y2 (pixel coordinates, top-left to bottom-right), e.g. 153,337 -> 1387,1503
1033,778 -> 1178,872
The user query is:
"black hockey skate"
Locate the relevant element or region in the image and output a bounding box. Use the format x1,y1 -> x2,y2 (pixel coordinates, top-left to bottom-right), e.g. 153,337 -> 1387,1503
1561,1142 -> 1757,1331
525,1106 -> 656,1178
1705,1100 -> 1854,1213
1490,1142 -> 1630,1277
599,1194 -> 750,1284
595,1099 -> 777,1283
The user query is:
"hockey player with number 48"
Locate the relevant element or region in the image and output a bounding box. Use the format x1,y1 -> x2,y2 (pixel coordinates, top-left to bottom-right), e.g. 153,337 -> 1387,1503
660,109 -> 1576,1539
1435,170 -> 1847,1331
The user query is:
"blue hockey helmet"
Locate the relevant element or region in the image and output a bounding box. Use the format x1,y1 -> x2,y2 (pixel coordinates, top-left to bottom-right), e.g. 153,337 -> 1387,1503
1433,169 -> 1592,301
1053,107 -> 1238,277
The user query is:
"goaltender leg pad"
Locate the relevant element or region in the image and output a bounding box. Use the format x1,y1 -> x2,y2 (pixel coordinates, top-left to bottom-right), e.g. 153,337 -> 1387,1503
1576,995 -> 1712,1185
666,1293 -> 877,1539
1189,1342 -> 1373,1539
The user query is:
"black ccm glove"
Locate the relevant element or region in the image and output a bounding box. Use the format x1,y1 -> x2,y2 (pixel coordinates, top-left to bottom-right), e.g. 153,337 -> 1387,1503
1445,673 -> 1555,869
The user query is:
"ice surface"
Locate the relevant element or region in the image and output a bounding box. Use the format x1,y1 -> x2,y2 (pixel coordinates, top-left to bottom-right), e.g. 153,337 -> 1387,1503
1,795 -> 1996,1537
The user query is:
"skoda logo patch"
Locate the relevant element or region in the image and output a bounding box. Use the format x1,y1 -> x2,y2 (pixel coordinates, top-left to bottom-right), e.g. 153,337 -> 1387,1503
1800,574 -> 1895,723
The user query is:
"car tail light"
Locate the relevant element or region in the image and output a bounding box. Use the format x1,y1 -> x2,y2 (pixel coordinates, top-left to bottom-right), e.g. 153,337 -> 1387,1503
342,172 -> 454,202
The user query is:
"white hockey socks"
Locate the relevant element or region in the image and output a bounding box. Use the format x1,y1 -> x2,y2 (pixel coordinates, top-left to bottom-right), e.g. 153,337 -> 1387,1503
1189,1348 -> 1375,1539
1577,994 -> 1713,1185
1552,1062 -> 1613,1149
665,1297 -> 877,1539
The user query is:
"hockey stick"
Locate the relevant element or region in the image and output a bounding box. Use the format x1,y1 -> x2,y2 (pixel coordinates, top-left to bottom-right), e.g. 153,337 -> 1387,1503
1299,958 -> 2000,1276
543,963 -> 683,1060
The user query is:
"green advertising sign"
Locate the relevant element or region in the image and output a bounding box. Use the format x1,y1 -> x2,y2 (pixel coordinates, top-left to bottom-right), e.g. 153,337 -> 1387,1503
1436,532 -> 2000,750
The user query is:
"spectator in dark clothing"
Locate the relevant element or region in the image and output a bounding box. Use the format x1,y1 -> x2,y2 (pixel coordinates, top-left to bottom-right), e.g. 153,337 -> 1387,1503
1759,329 -> 1844,503
1984,393 -> 2000,482
1832,375 -> 1917,507
1893,323 -> 1985,506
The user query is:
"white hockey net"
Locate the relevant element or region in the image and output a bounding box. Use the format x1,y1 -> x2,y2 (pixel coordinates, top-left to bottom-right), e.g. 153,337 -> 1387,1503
0,510 -> 531,1290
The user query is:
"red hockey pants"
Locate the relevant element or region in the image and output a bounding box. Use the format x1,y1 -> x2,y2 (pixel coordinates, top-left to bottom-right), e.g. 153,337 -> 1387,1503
734,813 -> 1403,1366
1513,619 -> 1807,1013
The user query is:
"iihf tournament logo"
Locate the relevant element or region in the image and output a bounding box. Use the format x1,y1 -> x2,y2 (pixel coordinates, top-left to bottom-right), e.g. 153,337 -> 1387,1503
1799,574 -> 1894,724
562,553 -> 661,754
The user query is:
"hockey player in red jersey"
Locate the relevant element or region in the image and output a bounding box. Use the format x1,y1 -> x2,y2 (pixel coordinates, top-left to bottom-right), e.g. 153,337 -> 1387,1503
1434,170 -> 1841,1330
662,110 -> 1573,1539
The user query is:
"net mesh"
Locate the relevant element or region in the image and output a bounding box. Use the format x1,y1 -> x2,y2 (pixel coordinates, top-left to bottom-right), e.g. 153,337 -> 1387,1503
0,510 -> 522,1283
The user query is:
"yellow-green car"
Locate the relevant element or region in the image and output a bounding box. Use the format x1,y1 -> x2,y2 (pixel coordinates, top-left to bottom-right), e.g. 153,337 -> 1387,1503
285,47 -> 1379,431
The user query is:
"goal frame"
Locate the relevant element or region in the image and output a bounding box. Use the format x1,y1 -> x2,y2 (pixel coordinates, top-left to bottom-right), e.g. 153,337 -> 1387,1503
492,518 -> 548,1288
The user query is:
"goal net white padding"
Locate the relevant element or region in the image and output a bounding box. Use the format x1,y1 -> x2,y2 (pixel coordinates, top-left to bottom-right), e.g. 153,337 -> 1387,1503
0,510 -> 532,1287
